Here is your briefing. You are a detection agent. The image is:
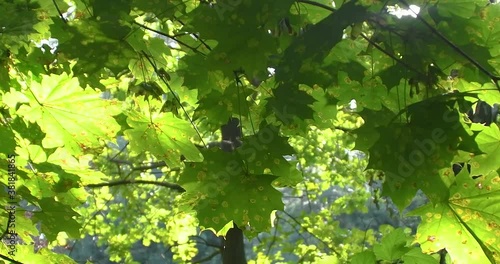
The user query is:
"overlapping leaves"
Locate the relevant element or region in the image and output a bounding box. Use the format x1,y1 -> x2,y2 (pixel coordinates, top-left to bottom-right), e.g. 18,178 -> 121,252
1,0 -> 500,263
359,96 -> 479,209
178,148 -> 283,235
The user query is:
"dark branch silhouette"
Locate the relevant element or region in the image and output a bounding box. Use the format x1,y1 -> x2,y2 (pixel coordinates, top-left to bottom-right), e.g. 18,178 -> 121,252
86,179 -> 185,192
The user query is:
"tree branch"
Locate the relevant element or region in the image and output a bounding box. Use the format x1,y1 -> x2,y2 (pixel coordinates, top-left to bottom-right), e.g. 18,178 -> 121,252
86,179 -> 185,192
131,161 -> 171,171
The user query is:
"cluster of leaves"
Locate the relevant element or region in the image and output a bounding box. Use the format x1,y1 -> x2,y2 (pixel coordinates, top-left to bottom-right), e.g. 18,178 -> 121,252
0,0 -> 499,263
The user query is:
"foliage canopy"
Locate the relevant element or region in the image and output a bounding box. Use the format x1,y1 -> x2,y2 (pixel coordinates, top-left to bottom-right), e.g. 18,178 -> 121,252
0,0 -> 499,263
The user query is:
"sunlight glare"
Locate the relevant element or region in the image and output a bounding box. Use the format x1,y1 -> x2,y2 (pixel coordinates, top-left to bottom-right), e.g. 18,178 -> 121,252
387,4 -> 420,19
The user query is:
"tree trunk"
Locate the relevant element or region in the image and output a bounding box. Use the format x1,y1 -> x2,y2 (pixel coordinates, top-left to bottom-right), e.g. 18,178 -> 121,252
222,224 -> 247,264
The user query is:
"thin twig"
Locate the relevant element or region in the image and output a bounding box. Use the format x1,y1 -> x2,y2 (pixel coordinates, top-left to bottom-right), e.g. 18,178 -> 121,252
281,211 -> 341,255
140,51 -> 207,147
172,16 -> 213,51
189,235 -> 223,249
108,141 -> 129,162
192,250 -> 221,263
297,0 -> 336,12
265,214 -> 280,256
360,33 -> 426,77
52,0 -> 67,23
134,22 -> 206,56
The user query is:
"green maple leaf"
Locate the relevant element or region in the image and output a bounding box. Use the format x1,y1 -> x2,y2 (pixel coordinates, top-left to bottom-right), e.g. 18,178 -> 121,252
185,0 -> 293,78
123,98 -> 203,168
333,71 -> 387,111
0,124 -> 16,155
310,84 -> 339,128
238,124 -> 301,186
0,50 -> 11,89
178,148 -> 284,235
195,83 -> 253,125
370,125 -> 422,210
50,19 -> 135,78
351,251 -> 378,264
32,198 -> 81,241
437,0 -> 482,19
91,0 -> 131,28
410,170 -> 500,264
130,0 -> 183,18
266,83 -> 317,121
205,30 -> 276,78
24,176 -> 55,199
16,73 -> 121,156
0,1 -> 39,52
268,1 -> 369,121
275,1 -> 368,83
354,107 -> 395,152
366,99 -> 479,210
373,228 -> 411,261
179,54 -> 229,96
36,162 -> 81,192
469,124 -> 500,176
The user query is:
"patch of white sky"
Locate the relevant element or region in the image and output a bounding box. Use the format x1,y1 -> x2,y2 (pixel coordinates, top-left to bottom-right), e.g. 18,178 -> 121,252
387,4 -> 421,19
